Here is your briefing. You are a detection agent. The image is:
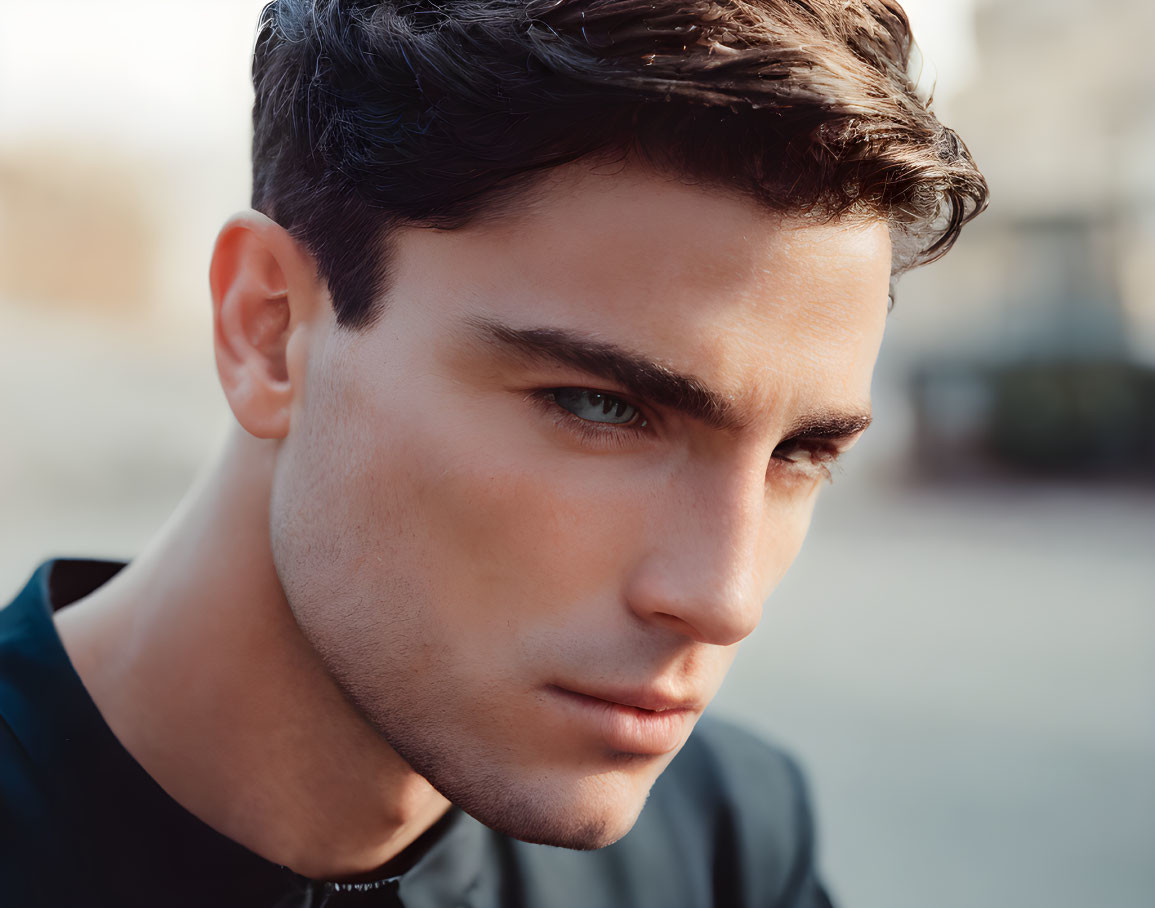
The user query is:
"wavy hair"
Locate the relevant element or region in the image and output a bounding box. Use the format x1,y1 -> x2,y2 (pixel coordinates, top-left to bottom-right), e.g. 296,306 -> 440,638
252,0 -> 988,328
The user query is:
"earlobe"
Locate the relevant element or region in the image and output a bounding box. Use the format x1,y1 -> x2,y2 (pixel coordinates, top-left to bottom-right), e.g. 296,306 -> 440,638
209,211 -> 320,440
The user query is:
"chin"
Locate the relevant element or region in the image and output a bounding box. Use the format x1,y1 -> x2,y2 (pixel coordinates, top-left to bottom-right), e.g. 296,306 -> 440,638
427,758 -> 655,851
462,787 -> 645,851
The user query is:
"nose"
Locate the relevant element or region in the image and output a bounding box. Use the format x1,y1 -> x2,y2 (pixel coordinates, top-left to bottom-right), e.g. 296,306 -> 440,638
623,466 -> 769,647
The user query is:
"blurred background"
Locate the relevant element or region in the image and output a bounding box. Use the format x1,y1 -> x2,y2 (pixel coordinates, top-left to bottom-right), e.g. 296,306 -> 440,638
1,1 -> 1152,906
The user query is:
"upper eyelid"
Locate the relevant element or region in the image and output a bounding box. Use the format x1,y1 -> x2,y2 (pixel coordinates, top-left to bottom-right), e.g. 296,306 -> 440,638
772,438 -> 846,460
546,386 -> 651,417
776,435 -> 842,450
777,428 -> 864,449
547,381 -> 642,404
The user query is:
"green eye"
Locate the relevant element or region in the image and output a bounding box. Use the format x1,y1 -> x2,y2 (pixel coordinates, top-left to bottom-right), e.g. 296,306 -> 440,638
550,388 -> 644,426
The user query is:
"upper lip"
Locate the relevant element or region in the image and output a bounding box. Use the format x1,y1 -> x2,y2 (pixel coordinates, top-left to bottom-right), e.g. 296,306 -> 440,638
551,683 -> 701,713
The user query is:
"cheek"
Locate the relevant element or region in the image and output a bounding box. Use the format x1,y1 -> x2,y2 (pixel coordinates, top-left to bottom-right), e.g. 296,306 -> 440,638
757,488 -> 821,600
401,423 -> 638,655
269,407 -> 440,681
309,380 -> 648,676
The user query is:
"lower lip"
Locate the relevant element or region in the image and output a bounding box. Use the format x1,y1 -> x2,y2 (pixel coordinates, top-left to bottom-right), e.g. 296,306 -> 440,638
547,686 -> 694,756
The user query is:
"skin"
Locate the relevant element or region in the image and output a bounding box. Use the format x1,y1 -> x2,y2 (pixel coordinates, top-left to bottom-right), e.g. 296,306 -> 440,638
54,160 -> 891,880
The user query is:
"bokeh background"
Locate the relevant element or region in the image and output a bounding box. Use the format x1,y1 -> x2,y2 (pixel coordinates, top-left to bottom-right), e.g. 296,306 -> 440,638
1,2 -> 1152,906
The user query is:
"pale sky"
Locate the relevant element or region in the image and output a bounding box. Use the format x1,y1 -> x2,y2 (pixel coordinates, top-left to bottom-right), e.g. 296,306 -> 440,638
0,0 -> 981,153
901,0 -> 981,106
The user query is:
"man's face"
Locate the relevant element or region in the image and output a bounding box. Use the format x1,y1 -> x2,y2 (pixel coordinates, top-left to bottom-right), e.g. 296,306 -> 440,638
269,163 -> 891,849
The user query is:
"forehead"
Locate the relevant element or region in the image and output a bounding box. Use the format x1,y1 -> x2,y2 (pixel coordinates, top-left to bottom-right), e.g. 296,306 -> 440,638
379,162 -> 891,422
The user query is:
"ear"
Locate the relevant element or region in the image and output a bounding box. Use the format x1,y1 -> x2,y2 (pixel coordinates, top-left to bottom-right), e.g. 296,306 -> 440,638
209,211 -> 324,439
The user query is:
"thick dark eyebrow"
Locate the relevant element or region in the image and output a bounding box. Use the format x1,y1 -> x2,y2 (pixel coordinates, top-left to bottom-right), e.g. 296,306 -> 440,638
465,316 -> 872,441
782,411 -> 874,443
467,316 -> 743,431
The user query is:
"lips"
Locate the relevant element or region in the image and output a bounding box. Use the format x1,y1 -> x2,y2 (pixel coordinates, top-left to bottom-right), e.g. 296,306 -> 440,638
546,683 -> 700,755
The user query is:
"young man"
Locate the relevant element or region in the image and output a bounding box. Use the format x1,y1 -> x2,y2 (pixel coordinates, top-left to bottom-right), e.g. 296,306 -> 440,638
0,1 -> 986,905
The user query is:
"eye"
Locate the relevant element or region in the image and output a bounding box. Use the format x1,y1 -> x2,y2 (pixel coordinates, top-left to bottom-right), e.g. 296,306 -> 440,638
771,439 -> 840,480
547,388 -> 647,426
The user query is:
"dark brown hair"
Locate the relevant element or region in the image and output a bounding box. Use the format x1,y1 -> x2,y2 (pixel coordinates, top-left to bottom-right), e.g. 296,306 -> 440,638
252,0 -> 988,328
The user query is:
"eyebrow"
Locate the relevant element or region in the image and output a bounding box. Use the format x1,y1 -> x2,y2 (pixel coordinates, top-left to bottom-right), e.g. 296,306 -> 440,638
782,411 -> 873,441
466,316 -> 872,442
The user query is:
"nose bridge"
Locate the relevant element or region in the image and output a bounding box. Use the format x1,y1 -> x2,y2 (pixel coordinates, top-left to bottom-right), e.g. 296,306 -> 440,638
627,461 -> 767,646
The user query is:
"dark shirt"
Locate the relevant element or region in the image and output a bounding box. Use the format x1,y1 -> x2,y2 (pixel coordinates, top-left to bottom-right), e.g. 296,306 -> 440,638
0,559 -> 835,908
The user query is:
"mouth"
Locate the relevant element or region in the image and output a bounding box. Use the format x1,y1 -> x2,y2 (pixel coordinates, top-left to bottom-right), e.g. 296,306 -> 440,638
545,683 -> 700,756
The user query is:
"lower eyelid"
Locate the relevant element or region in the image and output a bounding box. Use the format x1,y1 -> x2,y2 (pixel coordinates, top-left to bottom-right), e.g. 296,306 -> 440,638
553,410 -> 648,451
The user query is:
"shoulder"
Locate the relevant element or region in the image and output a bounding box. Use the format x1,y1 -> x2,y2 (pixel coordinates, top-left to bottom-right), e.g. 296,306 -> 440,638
487,714 -> 832,908
0,580 -> 70,905
666,712 -> 814,834
672,712 -> 809,799
652,713 -> 820,903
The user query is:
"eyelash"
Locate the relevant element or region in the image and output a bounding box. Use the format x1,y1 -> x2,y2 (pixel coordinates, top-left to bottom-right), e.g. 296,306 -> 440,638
532,388 -> 652,450
533,386 -> 845,481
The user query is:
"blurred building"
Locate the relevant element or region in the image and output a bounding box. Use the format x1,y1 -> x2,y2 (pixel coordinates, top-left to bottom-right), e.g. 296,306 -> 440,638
0,150 -> 157,314
0,0 -> 263,333
901,0 -> 1155,477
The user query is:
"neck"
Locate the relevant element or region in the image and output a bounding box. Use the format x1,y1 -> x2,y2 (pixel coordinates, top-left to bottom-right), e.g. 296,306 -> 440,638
54,427 -> 450,880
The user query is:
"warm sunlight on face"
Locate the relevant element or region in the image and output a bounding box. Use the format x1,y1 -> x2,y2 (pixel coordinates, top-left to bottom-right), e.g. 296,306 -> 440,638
268,161 -> 892,849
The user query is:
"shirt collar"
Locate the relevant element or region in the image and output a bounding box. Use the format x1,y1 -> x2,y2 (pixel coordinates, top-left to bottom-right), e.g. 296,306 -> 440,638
0,559 -> 488,907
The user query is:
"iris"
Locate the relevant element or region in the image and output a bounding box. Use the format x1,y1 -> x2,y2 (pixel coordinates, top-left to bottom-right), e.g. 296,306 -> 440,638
550,388 -> 641,425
